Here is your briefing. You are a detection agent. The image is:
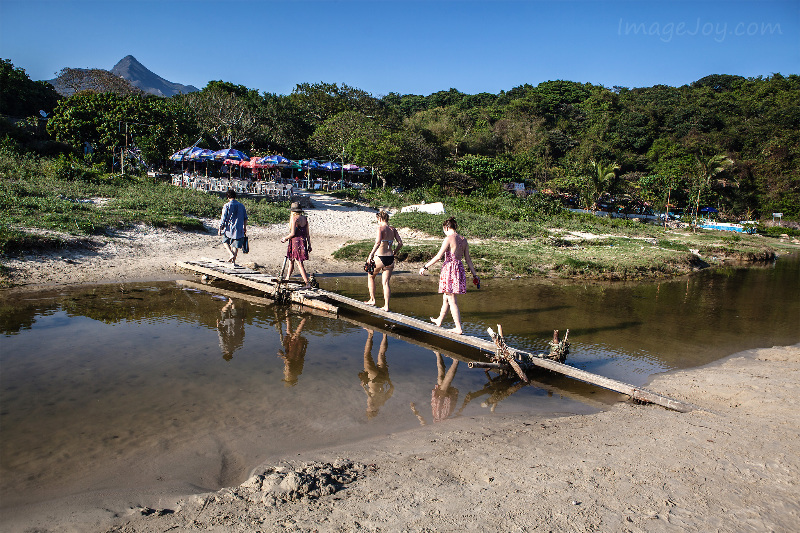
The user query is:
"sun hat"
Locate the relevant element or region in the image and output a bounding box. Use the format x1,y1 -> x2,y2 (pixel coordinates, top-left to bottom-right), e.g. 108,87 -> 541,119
290,202 -> 303,212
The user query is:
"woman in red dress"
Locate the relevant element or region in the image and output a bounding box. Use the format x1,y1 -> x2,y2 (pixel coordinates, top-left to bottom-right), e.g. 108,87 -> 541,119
281,202 -> 312,288
419,217 -> 479,335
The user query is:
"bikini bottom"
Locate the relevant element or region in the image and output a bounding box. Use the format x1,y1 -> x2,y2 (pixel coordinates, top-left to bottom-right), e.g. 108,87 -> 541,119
377,255 -> 394,267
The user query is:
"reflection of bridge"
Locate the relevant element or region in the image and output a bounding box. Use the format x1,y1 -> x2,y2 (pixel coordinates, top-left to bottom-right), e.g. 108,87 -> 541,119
176,258 -> 694,413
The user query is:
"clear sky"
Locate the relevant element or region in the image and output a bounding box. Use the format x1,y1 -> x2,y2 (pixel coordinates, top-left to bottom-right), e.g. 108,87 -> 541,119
2,0 -> 798,97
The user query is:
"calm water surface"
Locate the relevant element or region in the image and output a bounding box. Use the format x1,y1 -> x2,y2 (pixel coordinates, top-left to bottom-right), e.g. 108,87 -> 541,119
1,255 -> 798,512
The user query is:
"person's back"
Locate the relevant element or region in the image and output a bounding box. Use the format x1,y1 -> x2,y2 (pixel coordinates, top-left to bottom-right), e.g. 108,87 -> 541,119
444,233 -> 467,261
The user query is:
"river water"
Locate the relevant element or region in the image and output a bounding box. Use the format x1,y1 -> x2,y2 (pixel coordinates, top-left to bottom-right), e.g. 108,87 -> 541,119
1,255 -> 798,514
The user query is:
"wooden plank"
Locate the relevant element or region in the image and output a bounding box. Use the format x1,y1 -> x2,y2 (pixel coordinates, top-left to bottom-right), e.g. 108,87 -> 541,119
176,279 -> 274,306
176,260 -> 338,314
176,261 -> 692,412
306,289 -> 694,411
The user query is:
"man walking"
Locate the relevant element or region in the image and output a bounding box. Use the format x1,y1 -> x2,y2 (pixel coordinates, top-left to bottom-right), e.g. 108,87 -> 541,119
218,190 -> 247,265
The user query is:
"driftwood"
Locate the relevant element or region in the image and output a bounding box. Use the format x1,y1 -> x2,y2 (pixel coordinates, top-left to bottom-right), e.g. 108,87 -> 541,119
487,325 -> 528,383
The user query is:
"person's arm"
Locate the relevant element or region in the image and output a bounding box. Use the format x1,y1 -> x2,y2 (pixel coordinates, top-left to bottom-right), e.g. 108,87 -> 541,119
218,203 -> 229,235
368,227 -> 381,260
281,218 -> 297,243
464,239 -> 478,279
420,237 -> 449,275
392,227 -> 403,255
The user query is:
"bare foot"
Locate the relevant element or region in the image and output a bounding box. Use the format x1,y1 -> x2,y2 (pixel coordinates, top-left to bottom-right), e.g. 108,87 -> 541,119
381,305 -> 389,312
430,317 -> 443,327
364,299 -> 376,306
448,327 -> 463,335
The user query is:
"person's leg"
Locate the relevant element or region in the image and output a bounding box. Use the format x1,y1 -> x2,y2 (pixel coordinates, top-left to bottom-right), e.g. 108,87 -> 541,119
380,269 -> 392,311
223,240 -> 235,262
441,358 -> 459,388
286,259 -> 295,279
446,293 -> 462,334
430,294 -> 449,327
296,260 -> 311,287
230,243 -> 239,264
365,272 -> 377,305
436,352 -> 446,383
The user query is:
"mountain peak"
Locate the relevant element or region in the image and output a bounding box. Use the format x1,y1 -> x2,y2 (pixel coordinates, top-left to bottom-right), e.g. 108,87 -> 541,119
110,56 -> 199,97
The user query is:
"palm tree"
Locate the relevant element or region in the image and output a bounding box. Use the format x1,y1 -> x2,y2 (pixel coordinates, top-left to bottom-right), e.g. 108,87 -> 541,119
586,160 -> 620,210
692,154 -> 733,226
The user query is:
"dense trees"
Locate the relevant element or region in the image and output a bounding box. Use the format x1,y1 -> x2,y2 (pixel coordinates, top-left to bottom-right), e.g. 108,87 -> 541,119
0,59 -> 61,118
3,57 -> 798,219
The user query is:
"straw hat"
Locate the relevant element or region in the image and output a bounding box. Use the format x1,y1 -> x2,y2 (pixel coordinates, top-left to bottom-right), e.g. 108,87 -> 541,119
290,202 -> 303,212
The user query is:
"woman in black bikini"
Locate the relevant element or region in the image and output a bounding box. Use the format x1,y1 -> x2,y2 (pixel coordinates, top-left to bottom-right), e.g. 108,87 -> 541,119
365,211 -> 403,311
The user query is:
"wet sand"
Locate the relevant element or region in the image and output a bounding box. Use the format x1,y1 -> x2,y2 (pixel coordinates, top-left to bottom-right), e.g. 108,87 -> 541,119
2,344 -> 797,532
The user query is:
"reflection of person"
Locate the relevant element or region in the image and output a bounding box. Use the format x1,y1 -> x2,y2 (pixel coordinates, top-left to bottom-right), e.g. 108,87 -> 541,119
218,189 -> 248,265
411,351 -> 459,424
216,298 -> 245,361
365,211 -> 403,311
280,202 -> 312,288
277,313 -> 308,386
359,328 -> 394,419
419,217 -> 479,334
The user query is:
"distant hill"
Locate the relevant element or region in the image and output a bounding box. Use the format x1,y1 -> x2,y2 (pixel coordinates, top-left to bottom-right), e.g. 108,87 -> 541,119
46,55 -> 199,97
110,55 -> 199,97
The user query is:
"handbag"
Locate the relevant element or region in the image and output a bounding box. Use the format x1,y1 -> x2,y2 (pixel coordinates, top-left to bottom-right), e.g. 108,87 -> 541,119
241,236 -> 249,254
364,259 -> 376,274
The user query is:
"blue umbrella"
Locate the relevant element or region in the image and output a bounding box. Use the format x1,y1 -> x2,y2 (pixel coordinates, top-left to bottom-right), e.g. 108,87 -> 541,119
300,159 -> 320,169
187,149 -> 215,161
700,207 -> 718,213
169,146 -> 204,161
321,161 -> 341,171
212,148 -> 250,161
258,154 -> 291,167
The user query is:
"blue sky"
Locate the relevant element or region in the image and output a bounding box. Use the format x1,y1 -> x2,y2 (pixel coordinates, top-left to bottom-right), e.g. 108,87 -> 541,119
2,0 -> 798,97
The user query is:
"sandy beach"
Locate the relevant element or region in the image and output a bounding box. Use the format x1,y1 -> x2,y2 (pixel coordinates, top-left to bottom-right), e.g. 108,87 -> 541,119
2,195 -> 798,532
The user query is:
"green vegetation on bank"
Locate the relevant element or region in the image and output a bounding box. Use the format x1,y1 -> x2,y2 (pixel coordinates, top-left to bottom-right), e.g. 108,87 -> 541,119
330,187 -> 797,280
0,144 -> 289,255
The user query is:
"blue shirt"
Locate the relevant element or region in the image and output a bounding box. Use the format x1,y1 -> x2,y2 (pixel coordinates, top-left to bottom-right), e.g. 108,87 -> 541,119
220,200 -> 247,240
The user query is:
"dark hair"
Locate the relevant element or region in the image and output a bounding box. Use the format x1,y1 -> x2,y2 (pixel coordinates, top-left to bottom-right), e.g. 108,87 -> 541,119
442,217 -> 457,231
376,211 -> 390,223
226,190 -> 237,199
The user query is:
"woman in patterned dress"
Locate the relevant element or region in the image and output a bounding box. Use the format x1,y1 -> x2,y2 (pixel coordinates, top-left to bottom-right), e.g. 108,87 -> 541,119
419,217 -> 479,335
280,202 -> 312,288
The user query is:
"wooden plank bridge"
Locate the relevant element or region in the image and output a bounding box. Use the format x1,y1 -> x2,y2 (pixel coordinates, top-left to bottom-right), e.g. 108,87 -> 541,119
176,258 -> 694,413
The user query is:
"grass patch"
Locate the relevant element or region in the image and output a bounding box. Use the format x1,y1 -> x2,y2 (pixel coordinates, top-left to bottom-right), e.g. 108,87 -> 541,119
1,146 -> 290,253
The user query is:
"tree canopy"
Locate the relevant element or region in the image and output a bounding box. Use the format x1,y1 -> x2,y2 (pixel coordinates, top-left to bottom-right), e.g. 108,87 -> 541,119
3,57 -> 799,219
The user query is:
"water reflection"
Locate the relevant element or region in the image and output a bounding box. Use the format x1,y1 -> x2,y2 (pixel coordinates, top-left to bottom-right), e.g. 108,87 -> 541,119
277,311 -> 308,386
359,329 -> 394,419
411,352 -> 459,424
1,255 -> 798,518
217,298 -> 245,361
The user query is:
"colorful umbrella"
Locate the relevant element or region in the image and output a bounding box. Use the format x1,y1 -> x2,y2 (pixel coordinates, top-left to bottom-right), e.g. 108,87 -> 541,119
300,159 -> 320,169
212,148 -> 250,161
169,146 -> 204,161
259,154 -> 291,167
321,161 -> 341,171
343,164 -> 360,172
186,149 -> 215,161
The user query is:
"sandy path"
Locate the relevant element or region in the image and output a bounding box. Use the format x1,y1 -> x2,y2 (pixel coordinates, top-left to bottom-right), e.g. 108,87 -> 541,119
1,194 -> 395,290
